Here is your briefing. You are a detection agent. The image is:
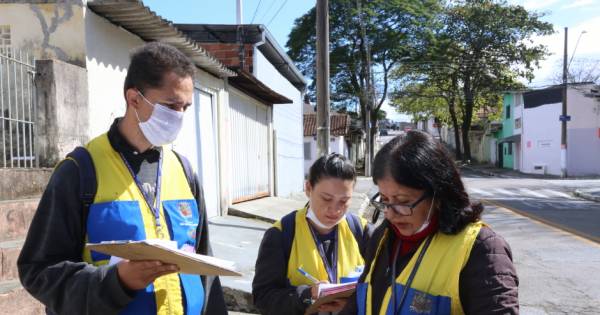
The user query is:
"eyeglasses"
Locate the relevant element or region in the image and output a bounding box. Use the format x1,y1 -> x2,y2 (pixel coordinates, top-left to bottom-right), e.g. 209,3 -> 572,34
370,192 -> 429,216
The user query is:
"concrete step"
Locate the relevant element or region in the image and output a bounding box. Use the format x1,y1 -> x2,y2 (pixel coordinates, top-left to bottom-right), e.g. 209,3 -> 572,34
1,240 -> 23,282
0,198 -> 39,242
0,280 -> 44,315
0,168 -> 51,201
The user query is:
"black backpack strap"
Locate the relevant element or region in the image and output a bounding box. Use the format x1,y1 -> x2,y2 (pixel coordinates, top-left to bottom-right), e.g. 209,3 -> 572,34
346,213 -> 364,244
66,147 -> 97,213
172,150 -> 197,194
281,210 -> 297,263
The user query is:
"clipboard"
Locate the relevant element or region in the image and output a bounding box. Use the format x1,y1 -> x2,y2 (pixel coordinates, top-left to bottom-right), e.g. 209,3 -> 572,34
305,283 -> 356,315
86,240 -> 242,277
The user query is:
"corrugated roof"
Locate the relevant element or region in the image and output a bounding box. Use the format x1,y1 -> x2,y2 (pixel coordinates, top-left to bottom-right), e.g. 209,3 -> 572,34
304,113 -> 351,137
87,0 -> 236,78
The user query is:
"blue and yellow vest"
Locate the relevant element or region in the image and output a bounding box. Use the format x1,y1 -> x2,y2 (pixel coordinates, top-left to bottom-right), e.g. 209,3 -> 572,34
273,208 -> 366,286
79,134 -> 204,315
357,222 -> 484,315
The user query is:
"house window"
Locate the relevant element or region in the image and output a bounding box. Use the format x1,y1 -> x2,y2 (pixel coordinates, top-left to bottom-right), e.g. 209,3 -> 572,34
506,105 -> 511,119
0,25 -> 10,54
508,143 -> 513,155
304,142 -> 311,160
515,117 -> 522,129
515,94 -> 522,106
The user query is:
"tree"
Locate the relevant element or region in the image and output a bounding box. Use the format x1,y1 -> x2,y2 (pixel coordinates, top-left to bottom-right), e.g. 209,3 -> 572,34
391,0 -> 552,161
553,58 -> 600,84
287,0 -> 440,165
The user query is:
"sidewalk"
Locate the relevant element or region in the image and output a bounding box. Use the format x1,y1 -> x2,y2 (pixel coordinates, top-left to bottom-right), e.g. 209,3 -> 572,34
462,163 -> 600,181
460,163 -> 561,179
209,215 -> 269,313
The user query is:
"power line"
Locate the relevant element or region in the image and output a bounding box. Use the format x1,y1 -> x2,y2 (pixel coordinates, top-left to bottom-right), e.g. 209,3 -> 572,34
266,0 -> 290,26
250,0 -> 263,24
259,0 -> 278,25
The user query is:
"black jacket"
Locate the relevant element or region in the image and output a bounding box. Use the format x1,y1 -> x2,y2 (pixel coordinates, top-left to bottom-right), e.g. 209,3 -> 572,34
340,220 -> 519,315
252,216 -> 375,315
17,119 -> 227,315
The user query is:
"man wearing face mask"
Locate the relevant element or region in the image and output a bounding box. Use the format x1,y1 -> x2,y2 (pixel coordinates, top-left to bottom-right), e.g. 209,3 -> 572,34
17,42 -> 228,315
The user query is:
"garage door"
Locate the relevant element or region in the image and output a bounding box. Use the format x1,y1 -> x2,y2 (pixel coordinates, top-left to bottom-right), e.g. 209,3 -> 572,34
229,91 -> 270,203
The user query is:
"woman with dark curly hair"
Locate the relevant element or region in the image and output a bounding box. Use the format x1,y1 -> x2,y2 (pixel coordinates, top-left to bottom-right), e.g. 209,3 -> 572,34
340,131 -> 519,315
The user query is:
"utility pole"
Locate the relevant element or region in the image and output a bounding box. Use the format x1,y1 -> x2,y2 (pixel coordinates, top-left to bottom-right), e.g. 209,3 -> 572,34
316,0 -> 330,157
236,0 -> 243,24
358,0 -> 373,176
561,27 -> 568,178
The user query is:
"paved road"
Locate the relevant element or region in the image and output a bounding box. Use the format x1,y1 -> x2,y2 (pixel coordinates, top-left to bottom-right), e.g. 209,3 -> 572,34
463,169 -> 600,243
482,204 -> 600,314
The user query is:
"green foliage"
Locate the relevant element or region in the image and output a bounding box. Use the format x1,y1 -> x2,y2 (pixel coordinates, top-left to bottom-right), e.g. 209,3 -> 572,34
389,0 -> 552,159
287,0 -> 440,116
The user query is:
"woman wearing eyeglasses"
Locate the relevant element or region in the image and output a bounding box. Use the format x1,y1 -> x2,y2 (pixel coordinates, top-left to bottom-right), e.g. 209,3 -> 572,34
340,131 -> 519,315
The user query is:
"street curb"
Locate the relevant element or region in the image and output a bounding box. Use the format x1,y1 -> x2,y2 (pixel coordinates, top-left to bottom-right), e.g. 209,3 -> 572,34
459,165 -> 498,177
226,208 -> 276,224
223,286 -> 260,314
573,190 -> 600,203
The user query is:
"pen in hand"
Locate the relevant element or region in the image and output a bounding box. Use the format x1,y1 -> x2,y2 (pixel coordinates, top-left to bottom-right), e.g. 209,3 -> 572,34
297,267 -> 320,284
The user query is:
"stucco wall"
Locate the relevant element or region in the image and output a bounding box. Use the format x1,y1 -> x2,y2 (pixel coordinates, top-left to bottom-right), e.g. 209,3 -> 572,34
0,2 -> 86,66
522,102 -> 562,175
35,59 -> 88,167
254,49 -> 304,197
84,8 -> 144,138
566,88 -> 600,176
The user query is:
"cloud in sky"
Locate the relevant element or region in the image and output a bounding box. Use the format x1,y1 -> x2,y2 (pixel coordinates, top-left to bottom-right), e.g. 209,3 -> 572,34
526,16 -> 600,86
562,0 -> 595,9
517,0 -> 562,10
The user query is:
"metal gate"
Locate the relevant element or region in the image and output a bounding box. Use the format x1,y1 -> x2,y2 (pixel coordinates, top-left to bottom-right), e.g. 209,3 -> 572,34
0,48 -> 37,168
229,91 -> 270,203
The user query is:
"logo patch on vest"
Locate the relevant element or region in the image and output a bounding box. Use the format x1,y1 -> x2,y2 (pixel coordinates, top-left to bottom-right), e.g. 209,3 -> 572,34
178,202 -> 193,218
410,291 -> 433,314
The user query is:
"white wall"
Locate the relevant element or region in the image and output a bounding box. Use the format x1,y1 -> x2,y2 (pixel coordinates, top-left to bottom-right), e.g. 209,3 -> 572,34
84,8 -> 144,138
303,136 -> 348,176
522,102 -> 562,175
566,88 -> 600,176
513,93 -> 523,135
254,49 -> 304,197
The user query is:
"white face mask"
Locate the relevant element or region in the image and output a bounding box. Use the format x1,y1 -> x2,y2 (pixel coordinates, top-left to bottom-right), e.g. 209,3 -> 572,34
306,207 -> 345,230
135,91 -> 184,146
413,193 -> 436,235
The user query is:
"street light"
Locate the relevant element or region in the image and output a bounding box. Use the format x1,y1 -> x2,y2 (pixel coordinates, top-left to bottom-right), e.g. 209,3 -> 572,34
568,30 -> 587,72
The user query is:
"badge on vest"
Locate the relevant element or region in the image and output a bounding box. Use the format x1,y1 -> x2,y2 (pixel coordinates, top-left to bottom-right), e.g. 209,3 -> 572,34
179,201 -> 193,218
410,291 -> 433,314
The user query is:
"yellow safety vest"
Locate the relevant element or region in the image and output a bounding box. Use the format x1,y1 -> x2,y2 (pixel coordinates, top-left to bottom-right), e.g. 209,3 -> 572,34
79,133 -> 203,315
357,222 -> 483,315
273,208 -> 366,286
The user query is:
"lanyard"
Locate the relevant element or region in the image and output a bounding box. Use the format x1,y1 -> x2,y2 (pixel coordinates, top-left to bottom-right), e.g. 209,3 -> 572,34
390,234 -> 433,314
307,219 -> 338,283
119,150 -> 164,237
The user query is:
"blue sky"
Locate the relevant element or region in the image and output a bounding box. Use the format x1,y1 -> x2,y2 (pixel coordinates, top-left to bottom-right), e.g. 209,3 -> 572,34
143,0 -> 600,122
143,0 -> 313,50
